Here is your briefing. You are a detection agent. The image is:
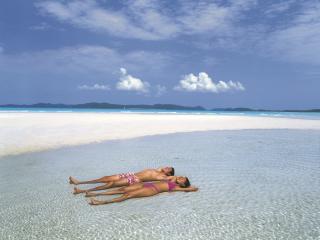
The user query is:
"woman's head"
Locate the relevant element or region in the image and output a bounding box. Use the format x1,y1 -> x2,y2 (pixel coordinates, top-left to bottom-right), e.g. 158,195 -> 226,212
162,167 -> 175,176
176,176 -> 190,188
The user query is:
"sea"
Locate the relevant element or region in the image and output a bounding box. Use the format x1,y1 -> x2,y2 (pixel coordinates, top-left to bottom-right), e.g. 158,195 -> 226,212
0,107 -> 320,120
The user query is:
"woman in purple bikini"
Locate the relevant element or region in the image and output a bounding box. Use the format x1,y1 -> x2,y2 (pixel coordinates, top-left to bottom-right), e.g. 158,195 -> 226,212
88,176 -> 198,205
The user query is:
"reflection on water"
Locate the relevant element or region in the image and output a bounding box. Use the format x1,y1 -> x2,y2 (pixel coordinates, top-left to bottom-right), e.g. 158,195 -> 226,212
0,130 -> 319,240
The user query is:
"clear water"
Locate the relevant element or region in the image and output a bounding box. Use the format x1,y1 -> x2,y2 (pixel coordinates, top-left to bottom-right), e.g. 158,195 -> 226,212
0,130 -> 319,240
0,107 -> 320,120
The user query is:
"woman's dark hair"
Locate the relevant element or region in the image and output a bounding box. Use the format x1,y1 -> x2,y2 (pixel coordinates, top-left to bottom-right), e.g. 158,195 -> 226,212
169,167 -> 175,176
183,177 -> 190,188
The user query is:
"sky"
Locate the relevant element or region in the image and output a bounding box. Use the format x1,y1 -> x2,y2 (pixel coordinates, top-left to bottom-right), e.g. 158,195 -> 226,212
0,0 -> 319,109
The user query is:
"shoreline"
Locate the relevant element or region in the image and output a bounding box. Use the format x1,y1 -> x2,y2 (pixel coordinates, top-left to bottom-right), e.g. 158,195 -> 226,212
1,112 -> 320,158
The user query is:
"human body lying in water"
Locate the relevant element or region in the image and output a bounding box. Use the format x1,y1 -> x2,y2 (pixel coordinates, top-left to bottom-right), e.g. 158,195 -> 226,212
88,176 -> 198,206
69,167 -> 175,194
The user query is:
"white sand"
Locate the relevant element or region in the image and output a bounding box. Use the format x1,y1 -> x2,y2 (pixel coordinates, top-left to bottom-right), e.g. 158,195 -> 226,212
0,112 -> 320,158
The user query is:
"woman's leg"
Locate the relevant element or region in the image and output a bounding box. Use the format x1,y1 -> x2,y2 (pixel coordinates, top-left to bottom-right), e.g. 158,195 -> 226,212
89,187 -> 158,205
73,182 -> 114,194
85,183 -> 144,197
69,175 -> 120,185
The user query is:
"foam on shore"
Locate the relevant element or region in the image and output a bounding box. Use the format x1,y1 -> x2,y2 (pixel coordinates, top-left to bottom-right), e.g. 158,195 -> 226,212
1,112 -> 320,158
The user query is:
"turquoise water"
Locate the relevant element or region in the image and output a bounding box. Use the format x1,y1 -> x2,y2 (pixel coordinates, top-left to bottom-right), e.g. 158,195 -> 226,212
0,130 -> 319,239
0,107 -> 320,120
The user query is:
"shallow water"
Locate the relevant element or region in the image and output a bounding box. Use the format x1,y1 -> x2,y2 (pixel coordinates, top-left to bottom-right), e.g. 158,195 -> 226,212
0,130 -> 319,240
1,107 -> 320,120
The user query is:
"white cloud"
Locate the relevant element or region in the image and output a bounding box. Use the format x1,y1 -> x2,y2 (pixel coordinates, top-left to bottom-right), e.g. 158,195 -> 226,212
174,72 -> 245,93
116,68 -> 150,93
36,0 -> 175,40
78,84 -> 110,90
35,0 -> 256,40
33,0 -> 320,66
260,1 -> 320,65
178,2 -> 233,34
264,1 -> 295,16
182,0 -> 320,66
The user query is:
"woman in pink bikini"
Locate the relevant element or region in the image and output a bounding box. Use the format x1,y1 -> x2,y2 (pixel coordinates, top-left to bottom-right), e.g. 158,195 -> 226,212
87,176 -> 198,206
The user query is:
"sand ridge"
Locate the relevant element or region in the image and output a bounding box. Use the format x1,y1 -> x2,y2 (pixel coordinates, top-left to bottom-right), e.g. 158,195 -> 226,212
1,112 -> 320,157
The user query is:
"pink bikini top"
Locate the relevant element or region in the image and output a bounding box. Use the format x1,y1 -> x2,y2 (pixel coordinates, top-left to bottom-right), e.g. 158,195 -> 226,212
167,181 -> 177,192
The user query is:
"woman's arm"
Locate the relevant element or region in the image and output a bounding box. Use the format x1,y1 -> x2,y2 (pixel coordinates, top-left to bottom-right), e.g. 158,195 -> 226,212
174,186 -> 198,192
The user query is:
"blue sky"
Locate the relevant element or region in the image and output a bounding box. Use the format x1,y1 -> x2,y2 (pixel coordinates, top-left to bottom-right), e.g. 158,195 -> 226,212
0,0 -> 319,109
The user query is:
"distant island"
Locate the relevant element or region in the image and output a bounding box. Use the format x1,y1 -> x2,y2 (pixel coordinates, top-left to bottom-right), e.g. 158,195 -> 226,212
0,103 -> 205,111
0,103 -> 319,112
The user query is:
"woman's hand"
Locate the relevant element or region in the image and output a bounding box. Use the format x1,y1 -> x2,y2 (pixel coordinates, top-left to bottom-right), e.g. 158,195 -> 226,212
185,187 -> 198,192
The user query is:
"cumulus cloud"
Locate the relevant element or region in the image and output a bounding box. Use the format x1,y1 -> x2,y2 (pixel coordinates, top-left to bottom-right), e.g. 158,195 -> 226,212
174,72 -> 245,93
78,84 -> 110,90
116,68 -> 150,93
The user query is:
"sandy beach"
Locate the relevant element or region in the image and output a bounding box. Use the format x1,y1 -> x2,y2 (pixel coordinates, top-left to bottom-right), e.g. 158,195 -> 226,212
1,112 -> 320,158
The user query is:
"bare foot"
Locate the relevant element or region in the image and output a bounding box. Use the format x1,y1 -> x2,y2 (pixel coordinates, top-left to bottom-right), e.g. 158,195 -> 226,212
73,187 -> 83,195
69,176 -> 79,185
89,198 -> 103,205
